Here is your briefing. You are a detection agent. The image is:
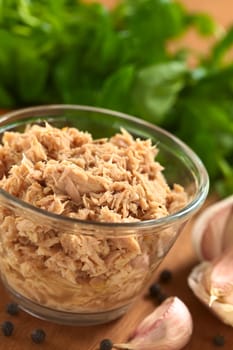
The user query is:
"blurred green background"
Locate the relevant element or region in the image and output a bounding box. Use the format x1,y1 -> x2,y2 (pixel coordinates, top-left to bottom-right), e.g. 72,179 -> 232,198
0,0 -> 232,196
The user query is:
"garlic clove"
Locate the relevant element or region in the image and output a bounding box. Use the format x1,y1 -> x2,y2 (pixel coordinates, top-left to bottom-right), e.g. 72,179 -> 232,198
222,207 -> 233,252
207,249 -> 233,305
188,249 -> 233,326
114,297 -> 193,350
192,195 -> 233,261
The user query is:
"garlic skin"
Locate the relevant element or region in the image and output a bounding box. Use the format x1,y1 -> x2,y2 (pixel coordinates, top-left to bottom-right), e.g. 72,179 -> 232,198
188,249 -> 233,326
192,195 -> 233,261
114,297 -> 193,350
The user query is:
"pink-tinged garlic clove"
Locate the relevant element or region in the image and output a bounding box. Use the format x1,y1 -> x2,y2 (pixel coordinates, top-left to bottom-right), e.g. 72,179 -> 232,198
188,249 -> 233,326
208,249 -> 233,305
114,297 -> 193,350
192,195 -> 233,261
222,209 -> 233,253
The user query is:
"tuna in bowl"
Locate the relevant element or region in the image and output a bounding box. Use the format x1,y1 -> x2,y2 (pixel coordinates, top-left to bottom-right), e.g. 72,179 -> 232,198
0,105 -> 209,325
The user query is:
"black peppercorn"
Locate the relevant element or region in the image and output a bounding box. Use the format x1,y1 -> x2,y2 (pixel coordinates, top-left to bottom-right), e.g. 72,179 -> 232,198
157,292 -> 168,304
213,335 -> 225,347
99,338 -> 113,350
6,302 -> 19,316
159,269 -> 172,283
31,329 -> 46,344
1,321 -> 14,336
149,283 -> 161,298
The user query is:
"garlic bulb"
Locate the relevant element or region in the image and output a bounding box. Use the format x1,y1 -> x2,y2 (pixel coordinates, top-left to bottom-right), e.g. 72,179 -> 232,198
192,195 -> 233,261
114,297 -> 193,350
189,195 -> 233,326
188,249 -> 233,326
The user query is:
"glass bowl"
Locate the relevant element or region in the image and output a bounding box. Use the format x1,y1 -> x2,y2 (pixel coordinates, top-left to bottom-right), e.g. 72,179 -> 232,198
0,105 -> 209,325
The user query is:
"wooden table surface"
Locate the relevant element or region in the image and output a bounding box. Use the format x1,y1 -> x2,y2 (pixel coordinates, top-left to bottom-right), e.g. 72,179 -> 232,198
0,1 -> 233,349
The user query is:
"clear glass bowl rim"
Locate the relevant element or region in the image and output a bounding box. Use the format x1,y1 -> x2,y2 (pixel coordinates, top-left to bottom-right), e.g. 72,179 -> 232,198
0,104 -> 209,231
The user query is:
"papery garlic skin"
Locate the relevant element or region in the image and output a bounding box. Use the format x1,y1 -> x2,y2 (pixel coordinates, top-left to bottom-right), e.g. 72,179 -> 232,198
207,249 -> 233,305
188,252 -> 233,327
192,195 -> 233,261
115,297 -> 193,350
189,195 -> 233,327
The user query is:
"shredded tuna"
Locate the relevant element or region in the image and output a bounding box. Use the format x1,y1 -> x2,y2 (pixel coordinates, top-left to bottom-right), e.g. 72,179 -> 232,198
0,123 -> 186,222
0,123 -> 188,312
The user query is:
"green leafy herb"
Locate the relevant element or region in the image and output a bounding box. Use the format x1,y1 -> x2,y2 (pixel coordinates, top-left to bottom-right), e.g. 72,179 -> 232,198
0,0 -> 232,196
